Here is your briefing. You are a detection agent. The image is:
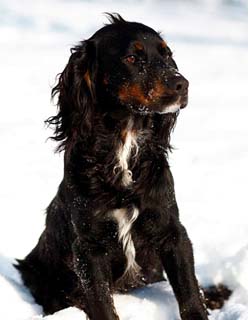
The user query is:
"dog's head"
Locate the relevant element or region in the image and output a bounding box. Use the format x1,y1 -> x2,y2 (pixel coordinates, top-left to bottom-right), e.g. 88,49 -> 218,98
48,14 -> 189,149
95,14 -> 188,115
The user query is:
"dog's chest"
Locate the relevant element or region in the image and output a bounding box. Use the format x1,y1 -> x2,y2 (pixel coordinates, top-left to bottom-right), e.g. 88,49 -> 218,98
115,128 -> 138,187
111,207 -> 140,276
110,127 -> 141,276
109,123 -> 172,276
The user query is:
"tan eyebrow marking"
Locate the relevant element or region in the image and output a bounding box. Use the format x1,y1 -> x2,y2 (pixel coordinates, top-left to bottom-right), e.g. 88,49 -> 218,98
134,41 -> 144,51
161,41 -> 167,48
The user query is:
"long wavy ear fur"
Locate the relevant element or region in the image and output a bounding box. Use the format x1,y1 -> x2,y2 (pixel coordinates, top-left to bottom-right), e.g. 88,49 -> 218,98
46,41 -> 95,152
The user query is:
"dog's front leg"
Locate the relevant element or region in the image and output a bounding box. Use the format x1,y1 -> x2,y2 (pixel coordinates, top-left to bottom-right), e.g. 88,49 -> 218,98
159,221 -> 208,320
72,239 -> 119,320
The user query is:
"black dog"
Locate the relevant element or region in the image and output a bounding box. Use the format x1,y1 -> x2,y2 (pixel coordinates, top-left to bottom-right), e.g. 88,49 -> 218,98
16,14 -> 208,320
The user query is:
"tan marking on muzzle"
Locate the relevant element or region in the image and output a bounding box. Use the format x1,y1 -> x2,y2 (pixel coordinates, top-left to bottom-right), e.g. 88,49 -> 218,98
119,84 -> 149,105
119,81 -> 175,105
147,81 -> 167,100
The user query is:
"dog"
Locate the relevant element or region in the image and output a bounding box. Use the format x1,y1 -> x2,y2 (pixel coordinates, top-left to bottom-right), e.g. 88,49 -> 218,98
16,14 -> 208,320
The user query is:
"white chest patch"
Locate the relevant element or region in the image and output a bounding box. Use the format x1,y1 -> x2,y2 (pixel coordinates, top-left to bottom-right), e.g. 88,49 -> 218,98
114,123 -> 138,186
112,207 -> 140,276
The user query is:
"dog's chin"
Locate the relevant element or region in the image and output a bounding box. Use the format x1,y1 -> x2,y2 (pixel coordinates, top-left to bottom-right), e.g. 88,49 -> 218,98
126,97 -> 188,115
159,95 -> 188,114
158,101 -> 181,114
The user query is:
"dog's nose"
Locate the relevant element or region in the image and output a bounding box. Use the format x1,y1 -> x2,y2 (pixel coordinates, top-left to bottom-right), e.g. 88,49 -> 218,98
167,75 -> 189,94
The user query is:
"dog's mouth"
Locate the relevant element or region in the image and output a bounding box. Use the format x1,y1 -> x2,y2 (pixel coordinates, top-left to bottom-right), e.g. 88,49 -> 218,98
124,92 -> 188,115
160,92 -> 188,114
118,82 -> 188,115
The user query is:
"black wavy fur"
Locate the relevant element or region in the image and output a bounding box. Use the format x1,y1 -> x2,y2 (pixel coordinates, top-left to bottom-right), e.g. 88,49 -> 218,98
16,14 -> 208,320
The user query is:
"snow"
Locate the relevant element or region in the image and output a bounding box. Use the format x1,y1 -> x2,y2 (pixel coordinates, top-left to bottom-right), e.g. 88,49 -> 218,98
0,0 -> 248,319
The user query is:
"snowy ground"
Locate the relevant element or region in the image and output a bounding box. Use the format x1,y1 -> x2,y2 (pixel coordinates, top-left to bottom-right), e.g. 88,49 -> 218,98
0,0 -> 248,319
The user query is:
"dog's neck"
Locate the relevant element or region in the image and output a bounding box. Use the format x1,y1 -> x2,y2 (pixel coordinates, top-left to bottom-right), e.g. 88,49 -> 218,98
105,110 -> 177,151
101,112 -> 175,188
64,111 -> 177,187
115,118 -> 138,187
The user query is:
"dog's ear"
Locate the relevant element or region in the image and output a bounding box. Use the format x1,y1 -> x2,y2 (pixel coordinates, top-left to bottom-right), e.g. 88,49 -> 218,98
47,40 -> 96,151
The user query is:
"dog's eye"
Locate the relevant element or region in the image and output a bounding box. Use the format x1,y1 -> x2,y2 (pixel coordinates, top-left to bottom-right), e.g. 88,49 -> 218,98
124,55 -> 137,64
